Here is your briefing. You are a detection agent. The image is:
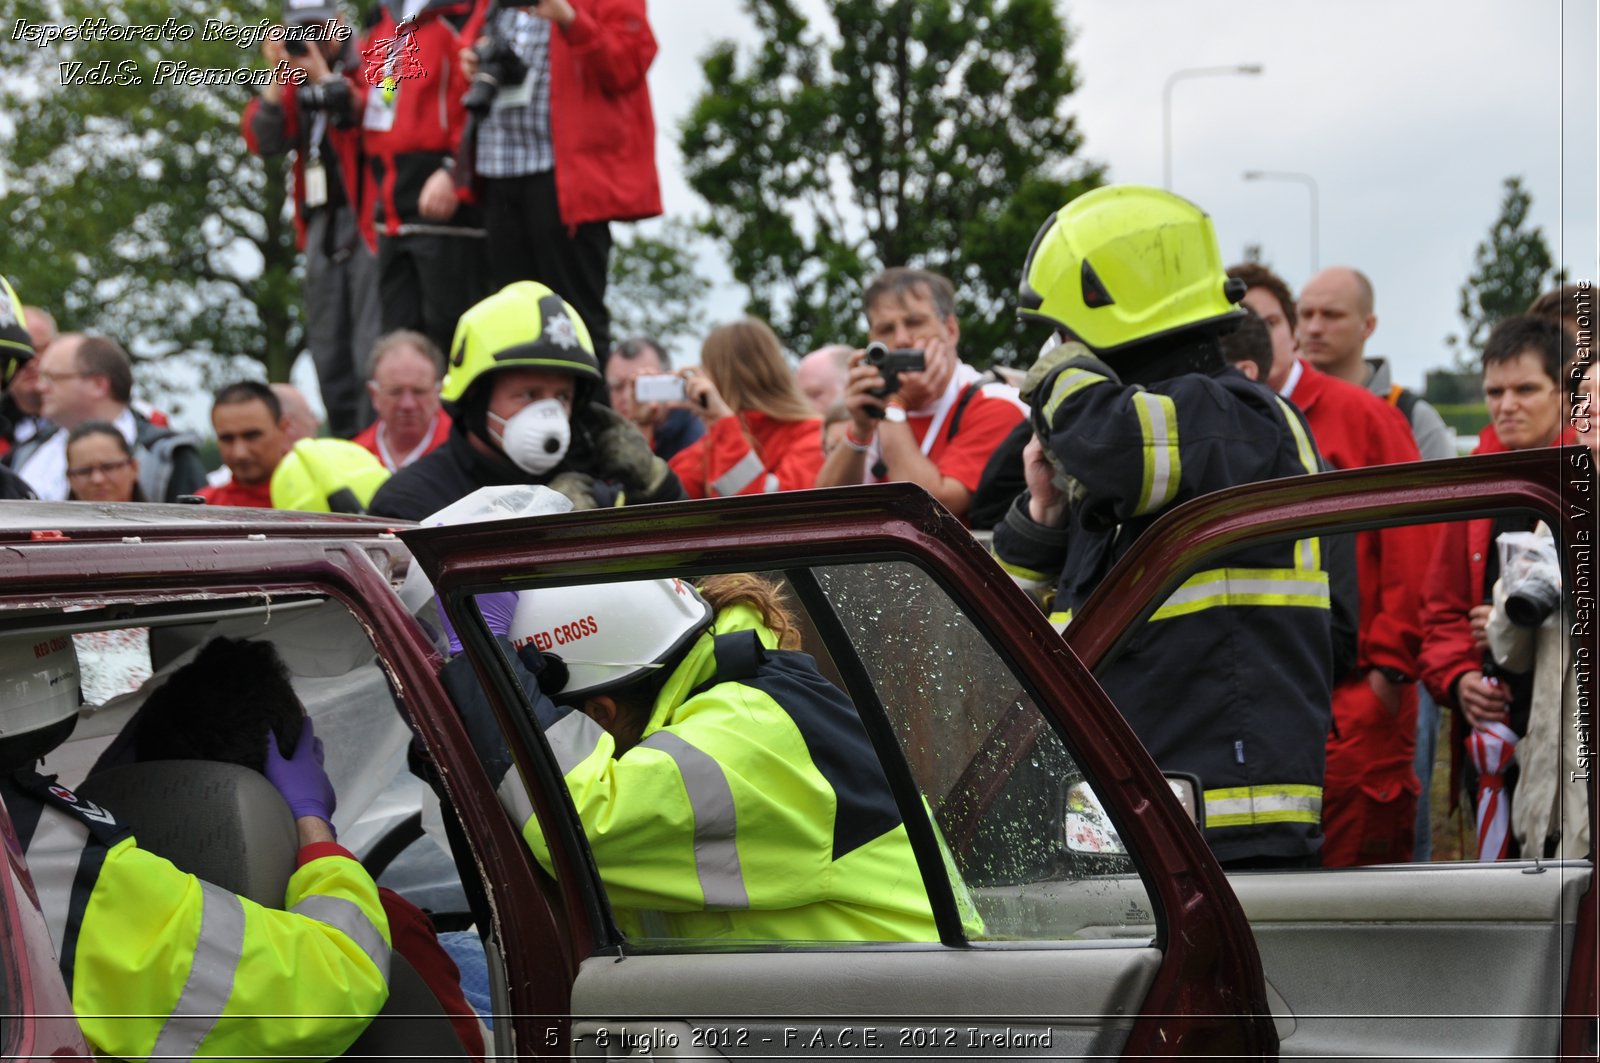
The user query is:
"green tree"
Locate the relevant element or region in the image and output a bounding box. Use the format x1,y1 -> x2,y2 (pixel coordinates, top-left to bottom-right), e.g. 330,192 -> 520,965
0,0 -> 302,410
607,218 -> 714,352
1449,176 -> 1565,366
680,0 -> 1102,367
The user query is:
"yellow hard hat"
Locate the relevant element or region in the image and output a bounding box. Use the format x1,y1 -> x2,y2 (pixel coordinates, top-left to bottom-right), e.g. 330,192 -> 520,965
0,274 -> 34,386
1018,185 -> 1245,352
270,438 -> 390,514
440,281 -> 601,404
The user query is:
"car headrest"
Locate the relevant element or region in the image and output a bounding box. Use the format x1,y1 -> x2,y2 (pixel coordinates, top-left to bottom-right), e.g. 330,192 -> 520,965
77,761 -> 298,908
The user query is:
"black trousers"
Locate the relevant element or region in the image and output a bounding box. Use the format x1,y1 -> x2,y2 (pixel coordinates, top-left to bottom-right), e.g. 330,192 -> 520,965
377,232 -> 490,358
482,171 -> 613,359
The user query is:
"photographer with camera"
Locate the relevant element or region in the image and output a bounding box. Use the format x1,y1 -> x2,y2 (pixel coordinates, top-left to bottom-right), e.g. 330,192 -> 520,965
1420,315 -> 1581,857
455,0 -> 660,363
814,268 -> 1026,525
242,0 -> 378,438
358,0 -> 488,357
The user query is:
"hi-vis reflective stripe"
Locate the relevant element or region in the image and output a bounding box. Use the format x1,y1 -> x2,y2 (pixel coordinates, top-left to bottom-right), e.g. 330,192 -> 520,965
1274,397 -> 1320,475
1151,566 -> 1330,621
291,895 -> 391,981
995,555 -> 1053,591
149,881 -> 245,1059
711,450 -> 765,496
1204,784 -> 1322,827
547,709 -> 608,776
1048,611 -> 1071,632
499,771 -> 536,830
1132,392 -> 1181,516
1043,367 -> 1104,422
637,730 -> 749,908
1296,535 -> 1320,573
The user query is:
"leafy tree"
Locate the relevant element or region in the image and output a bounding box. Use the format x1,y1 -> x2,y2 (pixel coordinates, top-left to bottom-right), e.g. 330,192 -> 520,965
1449,176 -> 1565,366
680,0 -> 1103,367
0,0 -> 302,414
607,218 -> 714,353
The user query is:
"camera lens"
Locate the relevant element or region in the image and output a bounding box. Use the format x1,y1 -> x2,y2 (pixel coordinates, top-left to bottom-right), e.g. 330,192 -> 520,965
1505,575 -> 1561,628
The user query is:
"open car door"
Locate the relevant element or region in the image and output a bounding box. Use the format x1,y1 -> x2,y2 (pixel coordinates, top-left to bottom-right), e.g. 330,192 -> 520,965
1064,448 -> 1598,1061
401,483 -> 1276,1059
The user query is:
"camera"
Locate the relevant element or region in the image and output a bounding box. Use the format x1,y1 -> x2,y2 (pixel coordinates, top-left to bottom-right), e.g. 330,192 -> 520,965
1505,570 -> 1562,628
634,374 -> 685,404
285,36 -> 309,57
294,75 -> 349,114
462,35 -> 529,115
863,341 -> 925,413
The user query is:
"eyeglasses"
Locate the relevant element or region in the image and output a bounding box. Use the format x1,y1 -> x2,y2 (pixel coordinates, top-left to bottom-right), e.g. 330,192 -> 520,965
66,459 -> 133,480
371,385 -> 437,400
38,370 -> 89,385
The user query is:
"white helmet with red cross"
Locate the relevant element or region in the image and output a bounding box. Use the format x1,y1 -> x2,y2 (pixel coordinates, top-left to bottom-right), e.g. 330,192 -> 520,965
508,577 -> 713,699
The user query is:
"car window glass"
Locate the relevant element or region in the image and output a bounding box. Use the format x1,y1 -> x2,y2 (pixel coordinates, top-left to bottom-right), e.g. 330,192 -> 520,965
73,626 -> 152,707
1085,511 -> 1590,869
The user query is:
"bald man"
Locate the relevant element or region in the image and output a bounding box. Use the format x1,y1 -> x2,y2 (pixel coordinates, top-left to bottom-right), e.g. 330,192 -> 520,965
1297,266 -> 1453,461
795,345 -> 853,415
270,383 -> 321,444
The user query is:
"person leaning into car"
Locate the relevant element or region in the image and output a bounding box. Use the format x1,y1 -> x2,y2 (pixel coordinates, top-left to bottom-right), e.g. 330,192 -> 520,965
0,635 -> 391,1059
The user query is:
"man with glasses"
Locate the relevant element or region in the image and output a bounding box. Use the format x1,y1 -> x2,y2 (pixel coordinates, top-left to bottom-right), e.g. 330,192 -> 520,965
353,331 -> 452,471
13,334 -> 206,502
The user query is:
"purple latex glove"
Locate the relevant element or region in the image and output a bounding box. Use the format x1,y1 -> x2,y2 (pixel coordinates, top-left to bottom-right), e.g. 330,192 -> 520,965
436,590 -> 520,654
264,716 -> 337,825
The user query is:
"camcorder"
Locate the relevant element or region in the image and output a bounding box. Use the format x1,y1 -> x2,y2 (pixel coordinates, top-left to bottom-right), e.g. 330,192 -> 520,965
462,0 -> 542,114
863,341 -> 924,416
634,374 -> 685,404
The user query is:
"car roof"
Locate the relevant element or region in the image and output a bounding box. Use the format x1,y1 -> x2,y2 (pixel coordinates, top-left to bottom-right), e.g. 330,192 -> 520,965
0,501 -> 415,543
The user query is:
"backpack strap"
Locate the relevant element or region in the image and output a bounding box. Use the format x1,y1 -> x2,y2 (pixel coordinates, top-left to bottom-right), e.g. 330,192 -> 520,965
944,379 -> 989,442
1386,383 -> 1420,422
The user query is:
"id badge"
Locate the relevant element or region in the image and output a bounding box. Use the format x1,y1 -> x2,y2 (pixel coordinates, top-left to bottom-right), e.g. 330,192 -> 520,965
303,159 -> 328,208
363,85 -> 398,131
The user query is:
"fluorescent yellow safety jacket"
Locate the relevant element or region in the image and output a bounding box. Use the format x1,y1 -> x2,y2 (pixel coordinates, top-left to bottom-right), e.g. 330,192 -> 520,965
993,349 -> 1341,864
4,771 -> 391,1060
445,604 -> 940,943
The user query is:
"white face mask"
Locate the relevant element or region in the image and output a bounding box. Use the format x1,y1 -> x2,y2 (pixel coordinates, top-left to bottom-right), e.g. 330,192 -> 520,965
489,398 -> 571,476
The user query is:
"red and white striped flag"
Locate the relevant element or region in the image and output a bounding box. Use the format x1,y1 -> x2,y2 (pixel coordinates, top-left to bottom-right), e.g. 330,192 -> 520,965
1468,722 -> 1519,861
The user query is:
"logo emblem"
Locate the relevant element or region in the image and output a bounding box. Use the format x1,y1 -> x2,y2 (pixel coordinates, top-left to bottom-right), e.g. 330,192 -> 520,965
545,314 -> 579,350
362,18 -> 426,96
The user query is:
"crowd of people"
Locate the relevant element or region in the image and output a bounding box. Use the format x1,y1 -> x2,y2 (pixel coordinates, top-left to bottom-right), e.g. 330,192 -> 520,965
0,0 -> 1593,1053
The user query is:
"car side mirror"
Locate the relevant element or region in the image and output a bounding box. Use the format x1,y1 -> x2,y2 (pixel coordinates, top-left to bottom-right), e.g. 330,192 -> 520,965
1061,772 -> 1206,860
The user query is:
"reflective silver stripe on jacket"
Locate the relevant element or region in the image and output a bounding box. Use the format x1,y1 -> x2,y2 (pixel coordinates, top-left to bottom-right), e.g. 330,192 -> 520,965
637,730 -> 749,909
23,809 -> 88,956
498,770 -> 537,831
290,895 -> 392,982
711,450 -> 765,497
1132,391 -> 1181,515
149,881 -> 245,1060
547,710 -> 608,776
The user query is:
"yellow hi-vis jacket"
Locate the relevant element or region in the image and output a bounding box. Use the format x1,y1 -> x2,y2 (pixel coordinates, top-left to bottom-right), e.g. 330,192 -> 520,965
446,604 -> 940,943
5,771 -> 391,1060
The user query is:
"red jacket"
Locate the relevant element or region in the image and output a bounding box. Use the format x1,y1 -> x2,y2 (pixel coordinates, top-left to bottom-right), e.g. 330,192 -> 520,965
241,40 -> 375,254
358,2 -> 480,235
353,410 -> 453,470
461,0 -> 661,226
1288,361 -> 1434,676
669,411 -> 823,499
196,476 -> 275,509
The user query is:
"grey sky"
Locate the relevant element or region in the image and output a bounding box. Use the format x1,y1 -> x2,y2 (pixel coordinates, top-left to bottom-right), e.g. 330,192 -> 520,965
644,0 -> 1597,388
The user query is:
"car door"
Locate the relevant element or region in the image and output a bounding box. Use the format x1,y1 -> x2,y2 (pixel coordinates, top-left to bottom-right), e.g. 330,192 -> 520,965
1063,448 -> 1598,1061
401,482 -> 1277,1059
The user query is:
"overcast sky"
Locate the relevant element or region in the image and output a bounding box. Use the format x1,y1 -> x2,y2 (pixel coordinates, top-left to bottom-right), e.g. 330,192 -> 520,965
639,0 -> 1598,390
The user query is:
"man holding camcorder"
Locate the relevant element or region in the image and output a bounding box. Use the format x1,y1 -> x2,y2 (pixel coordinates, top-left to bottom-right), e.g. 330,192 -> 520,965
814,267 -> 1026,525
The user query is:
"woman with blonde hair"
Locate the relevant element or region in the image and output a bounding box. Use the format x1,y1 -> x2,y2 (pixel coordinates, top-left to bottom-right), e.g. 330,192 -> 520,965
669,318 -> 825,498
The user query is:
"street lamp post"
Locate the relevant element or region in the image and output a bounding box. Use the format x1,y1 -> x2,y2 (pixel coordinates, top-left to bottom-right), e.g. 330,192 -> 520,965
1162,65 -> 1264,191
1242,170 -> 1320,273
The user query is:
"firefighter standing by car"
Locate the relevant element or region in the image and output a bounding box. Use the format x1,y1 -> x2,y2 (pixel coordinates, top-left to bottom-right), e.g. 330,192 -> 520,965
0,635 -> 391,1058
367,281 -> 687,520
435,572 -> 942,941
992,186 -> 1343,868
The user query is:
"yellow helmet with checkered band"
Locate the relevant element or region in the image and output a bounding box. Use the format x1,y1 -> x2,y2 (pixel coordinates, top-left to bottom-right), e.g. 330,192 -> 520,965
1018,185 -> 1245,353
441,281 -> 601,404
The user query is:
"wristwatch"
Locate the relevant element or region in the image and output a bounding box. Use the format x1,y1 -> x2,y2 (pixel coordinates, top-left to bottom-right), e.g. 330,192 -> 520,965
882,403 -> 908,424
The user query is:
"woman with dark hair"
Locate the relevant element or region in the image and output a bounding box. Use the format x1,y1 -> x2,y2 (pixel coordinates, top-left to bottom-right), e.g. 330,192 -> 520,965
668,319 -> 825,498
65,420 -> 144,503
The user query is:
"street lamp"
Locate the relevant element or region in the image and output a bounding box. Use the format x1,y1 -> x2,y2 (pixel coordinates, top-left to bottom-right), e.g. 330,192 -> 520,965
1242,170 -> 1320,273
1162,64 -> 1264,191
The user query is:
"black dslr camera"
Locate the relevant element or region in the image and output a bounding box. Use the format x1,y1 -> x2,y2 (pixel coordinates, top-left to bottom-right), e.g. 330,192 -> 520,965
863,341 -> 925,417
462,0 -> 541,115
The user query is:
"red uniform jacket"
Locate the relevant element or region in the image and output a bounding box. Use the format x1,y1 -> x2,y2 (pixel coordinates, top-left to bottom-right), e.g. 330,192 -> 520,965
1288,360 -> 1432,677
461,0 -> 661,226
196,477 -> 275,509
357,2 -> 479,236
241,43 -> 375,254
669,411 -> 824,499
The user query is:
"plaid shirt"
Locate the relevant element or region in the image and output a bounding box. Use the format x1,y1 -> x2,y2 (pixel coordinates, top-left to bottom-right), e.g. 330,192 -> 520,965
475,10 -> 554,178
